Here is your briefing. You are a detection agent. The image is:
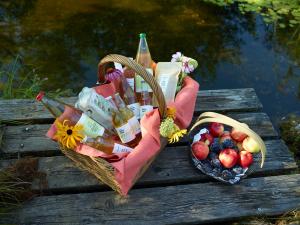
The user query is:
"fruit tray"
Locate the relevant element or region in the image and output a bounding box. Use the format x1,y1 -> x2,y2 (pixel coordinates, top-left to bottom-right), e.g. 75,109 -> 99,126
188,112 -> 266,184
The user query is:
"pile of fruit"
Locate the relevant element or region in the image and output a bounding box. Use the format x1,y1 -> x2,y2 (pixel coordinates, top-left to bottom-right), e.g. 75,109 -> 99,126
191,122 -> 261,183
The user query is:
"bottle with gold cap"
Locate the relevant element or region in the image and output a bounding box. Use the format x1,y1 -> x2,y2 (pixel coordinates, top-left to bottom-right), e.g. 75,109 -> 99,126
120,75 -> 140,120
106,96 -> 138,147
114,93 -> 141,143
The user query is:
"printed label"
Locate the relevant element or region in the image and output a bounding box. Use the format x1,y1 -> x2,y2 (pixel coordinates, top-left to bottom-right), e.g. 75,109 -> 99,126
128,116 -> 141,134
140,105 -> 153,119
158,74 -> 169,93
135,68 -> 153,92
128,103 -> 141,120
76,113 -> 105,138
126,78 -> 135,91
115,123 -> 135,143
112,143 -> 134,154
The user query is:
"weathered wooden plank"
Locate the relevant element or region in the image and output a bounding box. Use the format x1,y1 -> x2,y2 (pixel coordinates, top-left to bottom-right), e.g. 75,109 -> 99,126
0,112 -> 276,156
2,174 -> 299,225
1,140 -> 296,192
0,88 -> 262,123
196,88 -> 262,113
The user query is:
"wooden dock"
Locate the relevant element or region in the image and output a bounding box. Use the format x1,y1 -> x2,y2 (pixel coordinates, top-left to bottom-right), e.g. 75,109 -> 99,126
0,88 -> 299,224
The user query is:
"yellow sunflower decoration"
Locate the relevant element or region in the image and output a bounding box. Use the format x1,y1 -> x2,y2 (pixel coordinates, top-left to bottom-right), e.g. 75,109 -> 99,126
54,119 -> 84,149
159,107 -> 187,143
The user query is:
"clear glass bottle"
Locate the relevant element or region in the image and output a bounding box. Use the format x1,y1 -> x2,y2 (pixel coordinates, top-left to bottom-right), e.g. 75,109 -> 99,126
121,75 -> 140,120
36,91 -> 108,138
83,136 -> 134,155
107,96 -> 138,147
114,93 -> 141,144
135,33 -> 153,97
139,80 -> 153,119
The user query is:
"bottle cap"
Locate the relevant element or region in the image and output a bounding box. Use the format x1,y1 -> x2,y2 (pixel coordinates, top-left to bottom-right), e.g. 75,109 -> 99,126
36,91 -> 45,101
139,33 -> 146,38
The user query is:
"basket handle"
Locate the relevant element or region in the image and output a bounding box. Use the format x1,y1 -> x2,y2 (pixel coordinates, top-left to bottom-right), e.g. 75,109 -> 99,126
97,54 -> 167,118
189,112 -> 266,168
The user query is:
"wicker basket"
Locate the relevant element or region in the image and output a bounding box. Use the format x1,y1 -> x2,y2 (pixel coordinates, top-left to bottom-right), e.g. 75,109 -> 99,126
60,54 -> 168,194
188,112 -> 266,184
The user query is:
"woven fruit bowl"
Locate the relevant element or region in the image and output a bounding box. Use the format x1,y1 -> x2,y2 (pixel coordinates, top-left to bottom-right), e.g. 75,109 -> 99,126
188,112 -> 266,184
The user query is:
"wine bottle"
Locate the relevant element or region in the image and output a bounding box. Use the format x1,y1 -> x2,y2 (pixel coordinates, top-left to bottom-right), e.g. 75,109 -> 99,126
139,80 -> 153,119
36,92 -> 108,138
120,75 -> 140,120
114,93 -> 141,140
123,57 -> 135,91
106,96 -> 138,147
135,33 -> 153,95
82,136 -> 133,155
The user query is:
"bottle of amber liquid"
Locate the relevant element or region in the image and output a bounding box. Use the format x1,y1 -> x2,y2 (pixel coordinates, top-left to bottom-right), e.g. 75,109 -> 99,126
135,33 -> 153,100
107,96 -> 139,147
36,92 -> 109,138
140,80 -> 153,119
114,93 -> 142,143
123,57 -> 135,91
121,75 -> 140,120
83,136 -> 133,155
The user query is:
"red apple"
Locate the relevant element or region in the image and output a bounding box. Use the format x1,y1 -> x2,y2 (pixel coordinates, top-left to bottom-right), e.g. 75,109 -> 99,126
239,151 -> 253,168
219,148 -> 238,168
231,127 -> 248,142
192,141 -> 209,160
200,133 -> 214,146
209,122 -> 224,137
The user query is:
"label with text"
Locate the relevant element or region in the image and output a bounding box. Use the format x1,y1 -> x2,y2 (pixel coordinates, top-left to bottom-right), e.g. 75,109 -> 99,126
112,143 -> 134,153
128,103 -> 141,120
76,113 -> 105,138
115,123 -> 135,143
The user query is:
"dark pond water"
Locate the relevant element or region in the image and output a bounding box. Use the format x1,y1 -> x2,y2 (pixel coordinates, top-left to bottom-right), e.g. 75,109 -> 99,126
0,0 -> 299,127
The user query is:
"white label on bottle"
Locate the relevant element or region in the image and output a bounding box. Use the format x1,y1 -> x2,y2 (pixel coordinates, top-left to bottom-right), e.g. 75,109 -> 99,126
135,68 -> 153,93
127,116 -> 141,134
76,113 -> 105,138
158,74 -> 169,93
126,78 -> 135,91
115,123 -> 135,143
140,105 -> 153,118
112,143 -> 134,154
128,103 -> 140,120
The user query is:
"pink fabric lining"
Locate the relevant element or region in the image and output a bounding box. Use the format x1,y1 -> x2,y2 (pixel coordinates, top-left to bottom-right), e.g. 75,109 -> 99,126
46,76 -> 199,195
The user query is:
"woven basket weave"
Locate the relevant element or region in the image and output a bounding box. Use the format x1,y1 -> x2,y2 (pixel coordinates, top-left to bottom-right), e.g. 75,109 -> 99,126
60,54 -> 167,194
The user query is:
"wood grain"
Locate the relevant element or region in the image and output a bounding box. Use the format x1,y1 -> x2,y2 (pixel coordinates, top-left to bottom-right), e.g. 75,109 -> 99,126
0,112 -> 276,156
0,88 -> 262,123
1,174 -> 299,225
1,140 -> 296,192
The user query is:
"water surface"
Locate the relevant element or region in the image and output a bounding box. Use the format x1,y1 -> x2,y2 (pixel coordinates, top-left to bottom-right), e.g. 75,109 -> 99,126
0,0 -> 299,127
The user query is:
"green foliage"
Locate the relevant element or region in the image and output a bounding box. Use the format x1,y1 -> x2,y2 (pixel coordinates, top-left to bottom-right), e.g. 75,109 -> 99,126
204,0 -> 300,28
0,57 -> 74,99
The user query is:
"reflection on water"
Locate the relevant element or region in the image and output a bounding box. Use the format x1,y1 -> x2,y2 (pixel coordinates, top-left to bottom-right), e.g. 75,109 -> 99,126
0,0 -> 299,126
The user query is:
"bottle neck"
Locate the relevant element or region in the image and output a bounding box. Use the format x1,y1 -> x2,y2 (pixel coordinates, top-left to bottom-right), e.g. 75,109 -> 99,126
138,37 -> 149,53
114,94 -> 126,109
41,96 -> 65,118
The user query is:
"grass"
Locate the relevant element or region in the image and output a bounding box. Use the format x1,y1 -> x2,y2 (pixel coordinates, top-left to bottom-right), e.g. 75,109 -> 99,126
0,56 -> 74,100
0,158 -> 39,215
